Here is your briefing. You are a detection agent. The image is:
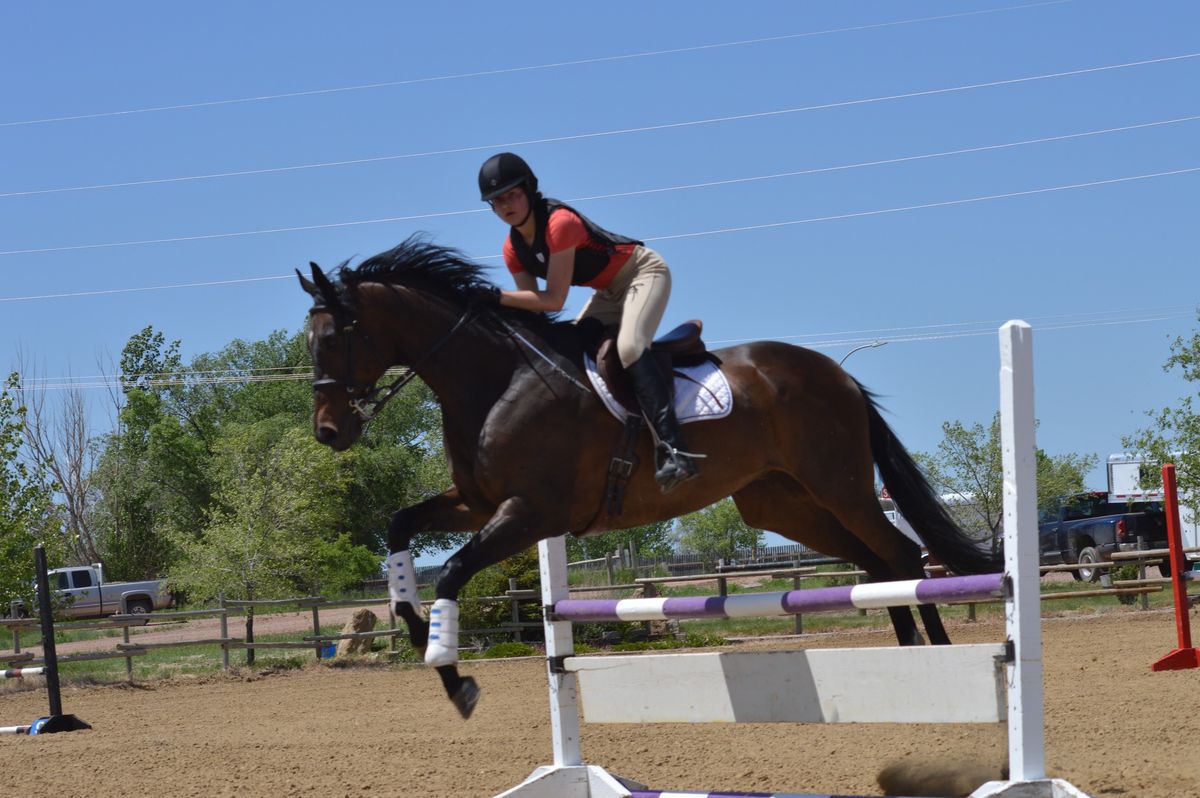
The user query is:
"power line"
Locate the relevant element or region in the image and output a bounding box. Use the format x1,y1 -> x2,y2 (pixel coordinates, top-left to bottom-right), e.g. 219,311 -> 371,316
1,164 -> 1196,303
643,166 -> 1200,243
0,1 -> 1073,129
5,51 -> 1194,202
708,305 -> 1200,345
3,114 -> 1197,258
24,309 -> 1190,391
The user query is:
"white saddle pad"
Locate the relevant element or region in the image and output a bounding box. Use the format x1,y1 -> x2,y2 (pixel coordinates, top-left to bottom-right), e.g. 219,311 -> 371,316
583,353 -> 733,425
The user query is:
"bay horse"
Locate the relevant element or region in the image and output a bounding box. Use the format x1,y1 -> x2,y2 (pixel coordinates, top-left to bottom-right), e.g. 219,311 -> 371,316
298,236 -> 998,719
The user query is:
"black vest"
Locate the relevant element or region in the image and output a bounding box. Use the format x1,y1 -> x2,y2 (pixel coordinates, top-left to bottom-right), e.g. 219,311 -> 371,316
509,198 -> 643,285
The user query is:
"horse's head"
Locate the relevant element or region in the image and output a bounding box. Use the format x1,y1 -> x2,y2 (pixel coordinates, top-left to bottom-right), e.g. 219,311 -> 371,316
298,262 -> 390,451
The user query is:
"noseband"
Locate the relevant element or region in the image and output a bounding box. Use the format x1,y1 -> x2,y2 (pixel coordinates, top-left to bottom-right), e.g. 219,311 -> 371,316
311,303 -> 479,423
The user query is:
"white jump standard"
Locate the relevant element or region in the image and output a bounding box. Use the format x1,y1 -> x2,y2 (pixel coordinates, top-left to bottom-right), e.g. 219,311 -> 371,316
497,321 -> 1092,798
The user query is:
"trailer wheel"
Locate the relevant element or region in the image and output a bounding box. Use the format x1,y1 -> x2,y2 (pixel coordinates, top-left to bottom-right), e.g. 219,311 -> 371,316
1076,547 -> 1102,583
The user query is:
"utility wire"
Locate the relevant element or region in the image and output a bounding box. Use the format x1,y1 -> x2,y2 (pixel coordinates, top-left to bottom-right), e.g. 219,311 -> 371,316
25,305 -> 1195,387
4,51 -> 1194,201
0,1 -> 1072,129
25,310 -> 1191,391
2,164 -> 1196,303
3,114 -> 1197,257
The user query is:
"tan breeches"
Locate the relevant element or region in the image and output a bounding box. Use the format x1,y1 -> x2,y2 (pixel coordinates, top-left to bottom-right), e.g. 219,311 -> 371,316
576,246 -> 672,367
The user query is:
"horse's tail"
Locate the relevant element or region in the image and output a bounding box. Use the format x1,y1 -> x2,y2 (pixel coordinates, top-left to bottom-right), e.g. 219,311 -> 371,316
858,382 -> 1002,575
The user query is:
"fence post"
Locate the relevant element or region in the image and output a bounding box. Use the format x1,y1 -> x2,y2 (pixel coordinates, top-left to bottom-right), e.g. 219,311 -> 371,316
792,574 -> 803,635
508,578 -> 522,643
389,603 -> 398,655
640,580 -> 657,638
968,603 -> 977,622
857,573 -> 867,617
717,576 -> 728,598
1137,535 -> 1149,611
121,609 -> 134,683
218,593 -> 230,671
605,553 -> 615,586
312,599 -> 323,660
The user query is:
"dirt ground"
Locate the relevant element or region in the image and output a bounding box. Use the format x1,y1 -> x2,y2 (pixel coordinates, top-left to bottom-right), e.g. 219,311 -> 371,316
3,605 -> 1198,798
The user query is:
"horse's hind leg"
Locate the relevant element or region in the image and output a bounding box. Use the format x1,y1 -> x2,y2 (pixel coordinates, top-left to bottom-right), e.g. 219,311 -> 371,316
813,483 -> 953,645
732,474 -> 926,646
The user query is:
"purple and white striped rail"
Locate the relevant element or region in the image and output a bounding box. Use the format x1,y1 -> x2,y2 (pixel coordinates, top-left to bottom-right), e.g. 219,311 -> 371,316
0,725 -> 33,734
554,573 -> 1005,622
0,666 -> 46,679
630,791 -> 918,797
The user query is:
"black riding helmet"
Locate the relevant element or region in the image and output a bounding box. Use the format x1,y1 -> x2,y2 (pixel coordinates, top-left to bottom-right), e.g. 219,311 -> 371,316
479,152 -> 538,202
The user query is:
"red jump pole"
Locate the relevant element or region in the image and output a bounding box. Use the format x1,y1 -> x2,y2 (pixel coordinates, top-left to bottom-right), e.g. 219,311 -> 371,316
1151,464 -> 1200,671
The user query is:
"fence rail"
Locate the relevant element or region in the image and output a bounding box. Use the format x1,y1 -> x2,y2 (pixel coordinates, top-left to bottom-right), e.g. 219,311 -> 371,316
2,546 -> 1192,681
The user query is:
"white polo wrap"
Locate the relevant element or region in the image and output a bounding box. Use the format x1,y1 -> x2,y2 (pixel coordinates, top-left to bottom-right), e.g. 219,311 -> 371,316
386,550 -> 422,613
424,598 -> 460,667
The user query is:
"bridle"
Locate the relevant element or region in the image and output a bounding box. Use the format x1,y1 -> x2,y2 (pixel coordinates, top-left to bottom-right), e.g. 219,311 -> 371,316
310,302 -> 479,423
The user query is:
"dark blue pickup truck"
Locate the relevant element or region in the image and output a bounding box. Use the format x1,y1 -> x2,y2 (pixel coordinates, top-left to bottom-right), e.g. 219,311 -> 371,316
1038,491 -> 1169,582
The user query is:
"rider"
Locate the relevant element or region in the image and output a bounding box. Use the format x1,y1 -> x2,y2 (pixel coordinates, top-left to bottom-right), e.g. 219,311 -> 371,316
477,151 -> 701,493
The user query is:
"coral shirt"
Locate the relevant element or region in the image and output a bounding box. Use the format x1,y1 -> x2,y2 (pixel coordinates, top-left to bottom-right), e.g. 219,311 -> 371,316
503,207 -> 635,290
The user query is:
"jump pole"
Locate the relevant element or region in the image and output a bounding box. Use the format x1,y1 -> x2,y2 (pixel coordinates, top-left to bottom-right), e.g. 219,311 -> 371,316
1150,463 -> 1200,671
0,545 -> 91,736
497,321 -> 1090,798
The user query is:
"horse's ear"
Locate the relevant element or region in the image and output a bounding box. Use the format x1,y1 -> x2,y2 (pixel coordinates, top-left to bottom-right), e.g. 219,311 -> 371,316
309,262 -> 340,307
296,268 -> 319,298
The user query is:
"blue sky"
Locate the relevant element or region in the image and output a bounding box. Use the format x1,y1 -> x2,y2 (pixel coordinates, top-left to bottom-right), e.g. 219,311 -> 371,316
3,1 -> 1197,558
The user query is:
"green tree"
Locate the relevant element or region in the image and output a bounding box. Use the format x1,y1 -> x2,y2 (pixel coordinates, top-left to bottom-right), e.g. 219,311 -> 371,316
0,373 -> 65,609
916,413 -> 1096,550
1123,316 -> 1200,506
168,420 -> 377,604
90,326 -> 197,579
676,498 -> 764,563
566,520 -> 675,562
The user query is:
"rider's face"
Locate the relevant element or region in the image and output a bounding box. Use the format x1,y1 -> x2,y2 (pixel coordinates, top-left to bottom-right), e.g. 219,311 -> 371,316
490,186 -> 529,225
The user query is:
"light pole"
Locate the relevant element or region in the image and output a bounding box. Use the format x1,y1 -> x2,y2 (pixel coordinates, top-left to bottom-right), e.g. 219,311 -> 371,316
839,340 -> 888,366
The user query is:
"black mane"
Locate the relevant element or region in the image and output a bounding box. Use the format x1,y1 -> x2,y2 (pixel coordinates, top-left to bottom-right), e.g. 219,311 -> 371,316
336,235 -> 561,335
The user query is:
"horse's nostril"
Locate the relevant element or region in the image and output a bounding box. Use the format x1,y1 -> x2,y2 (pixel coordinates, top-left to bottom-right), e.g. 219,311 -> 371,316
316,425 -> 338,445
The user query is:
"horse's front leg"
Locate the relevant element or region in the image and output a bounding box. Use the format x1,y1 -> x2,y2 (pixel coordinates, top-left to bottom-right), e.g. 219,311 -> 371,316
424,495 -> 550,718
385,488 -> 490,665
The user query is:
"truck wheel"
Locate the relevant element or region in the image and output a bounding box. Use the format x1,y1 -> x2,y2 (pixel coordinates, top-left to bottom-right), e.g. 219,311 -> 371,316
1076,547 -> 1102,583
1160,559 -> 1177,580
125,598 -> 153,615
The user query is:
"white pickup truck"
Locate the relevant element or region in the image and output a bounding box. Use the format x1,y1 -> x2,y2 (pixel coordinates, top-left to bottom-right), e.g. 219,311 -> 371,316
17,565 -> 174,618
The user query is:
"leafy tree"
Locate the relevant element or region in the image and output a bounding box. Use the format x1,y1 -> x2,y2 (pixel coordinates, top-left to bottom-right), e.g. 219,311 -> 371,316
168,420 -> 377,604
341,380 -> 456,555
916,413 -> 1096,550
0,373 -> 65,609
566,520 -> 676,563
676,498 -> 764,563
89,327 -> 197,579
1123,316 -> 1200,507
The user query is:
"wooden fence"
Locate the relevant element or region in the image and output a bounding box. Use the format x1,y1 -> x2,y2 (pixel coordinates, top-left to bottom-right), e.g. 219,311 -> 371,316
2,547 -> 1194,682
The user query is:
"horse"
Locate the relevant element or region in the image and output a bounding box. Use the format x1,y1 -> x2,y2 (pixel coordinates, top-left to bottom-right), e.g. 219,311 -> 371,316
298,236 -> 999,719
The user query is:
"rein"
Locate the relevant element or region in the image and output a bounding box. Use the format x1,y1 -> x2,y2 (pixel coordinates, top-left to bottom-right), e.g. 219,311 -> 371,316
313,295 -> 592,426
312,304 -> 479,422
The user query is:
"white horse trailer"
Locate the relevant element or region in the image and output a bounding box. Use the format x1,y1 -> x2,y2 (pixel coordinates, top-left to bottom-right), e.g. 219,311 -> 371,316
1108,454 -> 1199,558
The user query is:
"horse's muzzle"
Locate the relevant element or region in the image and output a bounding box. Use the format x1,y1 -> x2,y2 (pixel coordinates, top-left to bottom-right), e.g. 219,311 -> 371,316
315,423 -> 344,449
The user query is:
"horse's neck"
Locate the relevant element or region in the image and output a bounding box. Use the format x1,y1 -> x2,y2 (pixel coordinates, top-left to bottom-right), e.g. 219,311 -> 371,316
372,287 -> 519,426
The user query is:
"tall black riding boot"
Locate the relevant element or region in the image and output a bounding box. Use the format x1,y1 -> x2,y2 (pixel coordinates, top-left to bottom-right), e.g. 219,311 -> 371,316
626,350 -> 702,493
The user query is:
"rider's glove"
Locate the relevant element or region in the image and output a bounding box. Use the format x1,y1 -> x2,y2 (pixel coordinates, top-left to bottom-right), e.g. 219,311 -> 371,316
467,284 -> 502,307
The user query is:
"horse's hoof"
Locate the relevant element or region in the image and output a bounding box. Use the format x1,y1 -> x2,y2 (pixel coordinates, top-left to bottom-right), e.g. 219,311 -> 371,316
452,677 -> 480,719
